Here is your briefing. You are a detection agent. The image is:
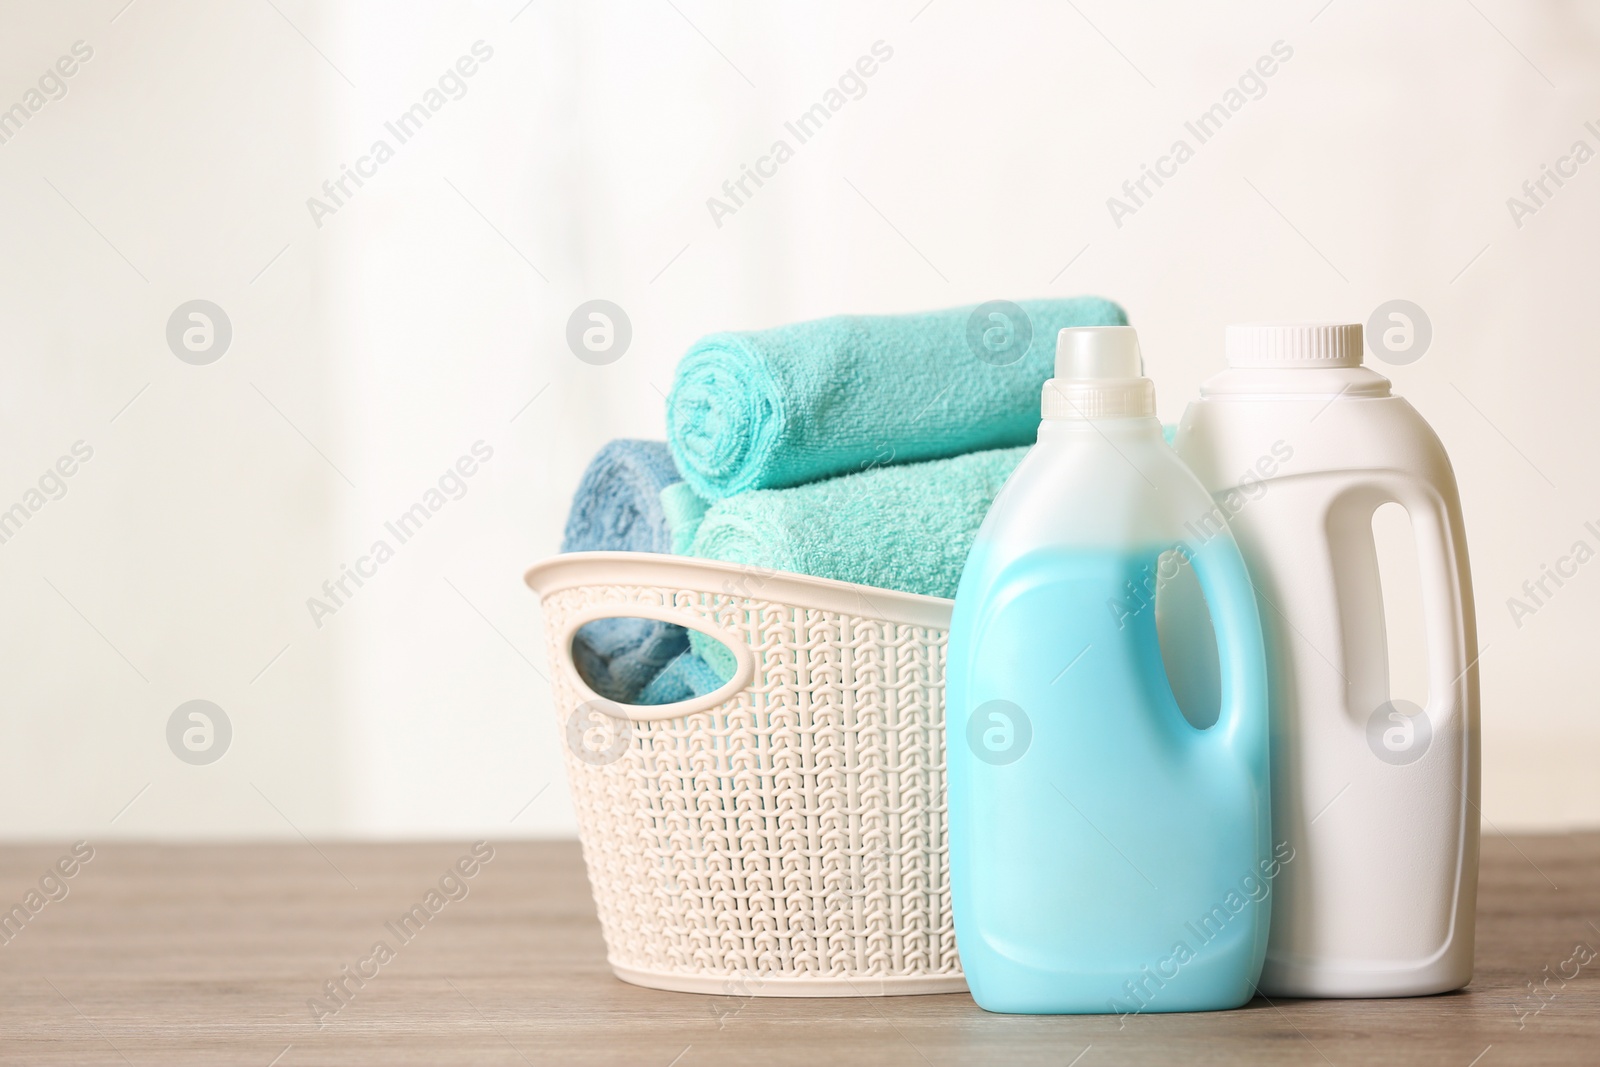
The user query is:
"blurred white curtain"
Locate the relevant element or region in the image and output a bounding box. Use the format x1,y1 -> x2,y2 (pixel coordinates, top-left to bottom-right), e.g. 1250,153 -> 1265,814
2,0 -> 1597,838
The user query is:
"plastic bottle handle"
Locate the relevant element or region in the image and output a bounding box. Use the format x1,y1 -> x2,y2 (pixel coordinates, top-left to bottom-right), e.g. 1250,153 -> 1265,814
1180,536 -> 1270,760
1387,482 -> 1474,735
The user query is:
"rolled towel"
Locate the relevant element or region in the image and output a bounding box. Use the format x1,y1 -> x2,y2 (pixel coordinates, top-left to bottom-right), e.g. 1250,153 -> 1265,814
560,440 -> 720,705
690,444 -> 1028,598
659,482 -> 710,555
570,616 -> 690,706
560,439 -> 680,554
638,648 -> 729,705
684,445 -> 1029,680
666,297 -> 1125,500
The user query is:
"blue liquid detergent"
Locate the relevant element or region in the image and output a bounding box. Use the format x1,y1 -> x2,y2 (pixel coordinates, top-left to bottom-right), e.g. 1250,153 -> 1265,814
946,325 -> 1271,1015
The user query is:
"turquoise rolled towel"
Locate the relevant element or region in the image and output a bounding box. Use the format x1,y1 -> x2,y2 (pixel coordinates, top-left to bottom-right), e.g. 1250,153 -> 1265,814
688,445 -> 1029,600
659,482 -> 710,555
638,648 -> 728,704
684,445 -> 1029,679
666,297 -> 1126,500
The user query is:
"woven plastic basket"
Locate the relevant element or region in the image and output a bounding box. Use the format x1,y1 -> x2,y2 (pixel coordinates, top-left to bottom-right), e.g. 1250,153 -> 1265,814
525,551 -> 965,996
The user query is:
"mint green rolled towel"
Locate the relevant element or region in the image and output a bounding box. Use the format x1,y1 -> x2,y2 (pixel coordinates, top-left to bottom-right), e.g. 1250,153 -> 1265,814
684,445 -> 1028,680
688,445 -> 1029,600
659,482 -> 710,555
666,297 -> 1125,500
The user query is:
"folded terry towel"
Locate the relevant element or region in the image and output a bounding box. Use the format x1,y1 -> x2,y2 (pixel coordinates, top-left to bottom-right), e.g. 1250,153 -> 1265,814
560,440 -> 720,705
683,445 -> 1029,679
666,297 -> 1124,500
689,444 -> 1028,598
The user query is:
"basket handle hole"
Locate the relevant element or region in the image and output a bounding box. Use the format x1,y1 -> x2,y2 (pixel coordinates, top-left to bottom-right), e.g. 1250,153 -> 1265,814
571,616 -> 737,707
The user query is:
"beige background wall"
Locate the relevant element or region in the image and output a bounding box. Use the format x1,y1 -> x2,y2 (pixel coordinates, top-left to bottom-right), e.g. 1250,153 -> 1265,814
2,0 -> 1595,838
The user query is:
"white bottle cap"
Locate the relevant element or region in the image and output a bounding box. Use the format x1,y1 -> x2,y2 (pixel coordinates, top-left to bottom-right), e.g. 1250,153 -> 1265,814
1225,322 -> 1363,368
1043,326 -> 1156,419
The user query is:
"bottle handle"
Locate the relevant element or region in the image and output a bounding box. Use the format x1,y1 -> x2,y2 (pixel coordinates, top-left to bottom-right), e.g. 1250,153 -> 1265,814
1179,535 -> 1270,763
1387,481 -> 1476,739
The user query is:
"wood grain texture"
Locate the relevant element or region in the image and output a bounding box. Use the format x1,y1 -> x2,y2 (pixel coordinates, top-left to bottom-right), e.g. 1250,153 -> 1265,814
0,833 -> 1595,1066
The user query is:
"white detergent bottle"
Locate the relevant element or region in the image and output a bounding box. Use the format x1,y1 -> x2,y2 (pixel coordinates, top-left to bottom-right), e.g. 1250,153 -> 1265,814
1170,322 -> 1480,998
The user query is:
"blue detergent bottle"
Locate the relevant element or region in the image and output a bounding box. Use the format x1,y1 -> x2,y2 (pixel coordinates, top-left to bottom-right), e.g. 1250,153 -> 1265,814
947,325 -> 1273,1015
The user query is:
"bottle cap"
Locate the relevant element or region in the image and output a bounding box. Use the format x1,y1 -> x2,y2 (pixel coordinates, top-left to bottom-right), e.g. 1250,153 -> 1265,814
1043,326 -> 1156,419
1225,322 -> 1363,368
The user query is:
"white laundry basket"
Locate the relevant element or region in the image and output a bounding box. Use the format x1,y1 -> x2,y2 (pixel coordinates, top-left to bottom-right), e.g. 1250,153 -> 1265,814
525,551 -> 965,996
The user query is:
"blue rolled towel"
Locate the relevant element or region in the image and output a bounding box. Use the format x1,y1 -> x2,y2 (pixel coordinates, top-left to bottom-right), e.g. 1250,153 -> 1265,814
561,439 -> 680,554
560,440 -> 720,705
666,297 -> 1126,500
569,616 -> 689,706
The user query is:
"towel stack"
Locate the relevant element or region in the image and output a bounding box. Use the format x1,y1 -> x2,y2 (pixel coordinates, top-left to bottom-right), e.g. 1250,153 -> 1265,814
559,296 -> 1128,703
558,441 -> 692,703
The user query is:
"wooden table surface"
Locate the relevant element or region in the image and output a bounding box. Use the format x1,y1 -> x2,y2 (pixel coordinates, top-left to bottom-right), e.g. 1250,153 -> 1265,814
1,833 -> 1595,1066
